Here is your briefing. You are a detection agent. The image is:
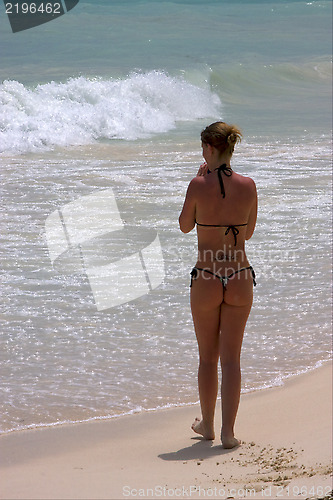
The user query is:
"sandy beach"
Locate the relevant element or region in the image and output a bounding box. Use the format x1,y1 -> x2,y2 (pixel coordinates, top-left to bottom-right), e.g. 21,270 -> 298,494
1,361 -> 332,500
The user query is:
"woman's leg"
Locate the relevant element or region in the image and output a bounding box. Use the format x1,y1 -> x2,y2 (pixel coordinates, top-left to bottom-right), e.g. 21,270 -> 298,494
190,275 -> 223,439
219,273 -> 253,448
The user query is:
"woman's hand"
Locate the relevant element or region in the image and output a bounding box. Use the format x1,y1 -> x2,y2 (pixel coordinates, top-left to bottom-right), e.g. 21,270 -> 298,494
196,162 -> 208,176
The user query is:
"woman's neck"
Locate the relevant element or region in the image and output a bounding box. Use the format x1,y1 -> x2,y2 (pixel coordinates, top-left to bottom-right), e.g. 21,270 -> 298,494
208,154 -> 232,170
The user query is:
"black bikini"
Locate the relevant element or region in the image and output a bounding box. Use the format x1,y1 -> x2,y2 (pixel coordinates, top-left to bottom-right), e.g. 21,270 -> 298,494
190,265 -> 256,289
195,221 -> 247,246
195,164 -> 247,247
191,164 -> 256,290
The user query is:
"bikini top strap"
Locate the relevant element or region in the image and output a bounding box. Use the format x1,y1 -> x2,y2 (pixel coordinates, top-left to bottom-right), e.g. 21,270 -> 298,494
216,164 -> 232,198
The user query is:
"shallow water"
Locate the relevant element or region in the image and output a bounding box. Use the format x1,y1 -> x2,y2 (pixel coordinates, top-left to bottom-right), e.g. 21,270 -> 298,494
1,133 -> 331,433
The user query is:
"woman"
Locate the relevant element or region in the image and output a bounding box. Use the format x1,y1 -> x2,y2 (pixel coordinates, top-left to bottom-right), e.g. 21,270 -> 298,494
179,122 -> 257,449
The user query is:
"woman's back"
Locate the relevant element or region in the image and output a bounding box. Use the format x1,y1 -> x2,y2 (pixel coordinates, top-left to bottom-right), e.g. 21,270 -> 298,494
188,168 -> 257,262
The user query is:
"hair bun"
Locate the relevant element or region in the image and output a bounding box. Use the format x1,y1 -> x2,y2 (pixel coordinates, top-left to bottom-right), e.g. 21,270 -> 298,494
227,133 -> 237,146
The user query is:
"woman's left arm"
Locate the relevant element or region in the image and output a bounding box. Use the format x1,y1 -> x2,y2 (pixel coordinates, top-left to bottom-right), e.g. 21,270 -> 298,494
245,180 -> 258,240
179,179 -> 197,233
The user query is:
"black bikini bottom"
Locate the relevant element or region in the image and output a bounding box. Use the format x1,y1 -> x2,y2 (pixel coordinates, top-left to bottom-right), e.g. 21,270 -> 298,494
190,266 -> 256,289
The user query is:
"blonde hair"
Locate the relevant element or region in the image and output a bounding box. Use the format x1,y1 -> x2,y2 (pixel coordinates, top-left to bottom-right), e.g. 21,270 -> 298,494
201,122 -> 242,155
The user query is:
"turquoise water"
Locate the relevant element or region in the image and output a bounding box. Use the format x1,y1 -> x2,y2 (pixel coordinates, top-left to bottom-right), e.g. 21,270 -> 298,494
0,0 -> 332,433
1,0 -> 332,134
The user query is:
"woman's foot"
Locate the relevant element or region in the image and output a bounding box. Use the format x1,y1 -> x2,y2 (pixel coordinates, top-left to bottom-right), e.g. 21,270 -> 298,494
221,432 -> 241,449
191,417 -> 215,440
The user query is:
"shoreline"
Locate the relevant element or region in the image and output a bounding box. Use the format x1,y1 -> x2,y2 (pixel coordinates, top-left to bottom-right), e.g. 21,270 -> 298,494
1,361 -> 332,500
1,360 -> 330,438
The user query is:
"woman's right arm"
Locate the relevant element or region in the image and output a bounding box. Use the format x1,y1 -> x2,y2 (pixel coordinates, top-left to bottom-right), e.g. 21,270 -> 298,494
196,162 -> 208,176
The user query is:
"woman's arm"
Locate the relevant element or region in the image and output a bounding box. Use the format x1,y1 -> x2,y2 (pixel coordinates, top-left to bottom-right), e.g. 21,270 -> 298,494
179,179 -> 197,233
245,180 -> 258,240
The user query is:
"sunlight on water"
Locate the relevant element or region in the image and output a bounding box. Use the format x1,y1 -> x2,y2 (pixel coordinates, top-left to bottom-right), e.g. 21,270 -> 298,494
1,134 -> 331,433
1,0 -> 331,434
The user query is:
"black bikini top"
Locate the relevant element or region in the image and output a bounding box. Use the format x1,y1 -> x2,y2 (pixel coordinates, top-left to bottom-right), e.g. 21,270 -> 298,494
195,163 -> 247,246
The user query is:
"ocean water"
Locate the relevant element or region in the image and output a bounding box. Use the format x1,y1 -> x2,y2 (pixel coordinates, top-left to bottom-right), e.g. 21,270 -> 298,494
0,0 -> 332,433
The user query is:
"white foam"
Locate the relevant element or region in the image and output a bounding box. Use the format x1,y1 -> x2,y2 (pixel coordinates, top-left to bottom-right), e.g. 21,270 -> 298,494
0,72 -> 221,154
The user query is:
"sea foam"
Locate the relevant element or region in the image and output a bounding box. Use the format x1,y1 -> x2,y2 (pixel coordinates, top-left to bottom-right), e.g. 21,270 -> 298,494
0,71 -> 221,154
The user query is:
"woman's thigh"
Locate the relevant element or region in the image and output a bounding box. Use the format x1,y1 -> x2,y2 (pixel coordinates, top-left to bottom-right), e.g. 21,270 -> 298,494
190,275 -> 223,362
219,300 -> 253,364
219,270 -> 254,363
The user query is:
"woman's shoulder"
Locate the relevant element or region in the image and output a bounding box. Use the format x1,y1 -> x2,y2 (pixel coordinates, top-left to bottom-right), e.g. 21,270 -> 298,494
232,173 -> 257,204
233,171 -> 256,189
188,174 -> 209,190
